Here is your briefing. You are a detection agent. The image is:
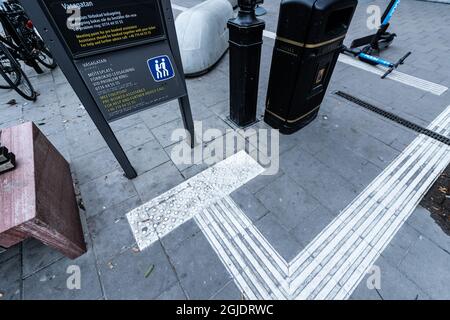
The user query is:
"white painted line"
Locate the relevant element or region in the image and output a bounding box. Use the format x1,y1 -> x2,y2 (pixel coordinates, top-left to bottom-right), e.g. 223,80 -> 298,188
263,30 -> 276,39
338,54 -> 448,96
197,198 -> 287,299
182,105 -> 450,300
261,28 -> 447,96
126,151 -> 265,251
171,3 -> 448,96
138,3 -> 450,299
126,105 -> 450,299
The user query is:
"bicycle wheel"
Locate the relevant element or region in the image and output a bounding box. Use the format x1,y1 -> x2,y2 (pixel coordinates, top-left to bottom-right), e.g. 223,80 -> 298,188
0,44 -> 36,101
0,45 -> 21,89
35,45 -> 57,70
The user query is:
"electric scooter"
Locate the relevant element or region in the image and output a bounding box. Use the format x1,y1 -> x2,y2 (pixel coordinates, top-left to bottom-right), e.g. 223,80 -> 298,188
342,0 -> 411,79
351,0 -> 400,53
342,46 -> 411,78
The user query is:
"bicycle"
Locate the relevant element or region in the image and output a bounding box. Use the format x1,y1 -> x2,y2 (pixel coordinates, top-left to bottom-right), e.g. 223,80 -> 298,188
0,40 -> 36,100
0,1 -> 56,74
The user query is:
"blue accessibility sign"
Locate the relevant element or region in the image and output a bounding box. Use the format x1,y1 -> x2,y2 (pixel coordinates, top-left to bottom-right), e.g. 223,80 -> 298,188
147,55 -> 175,82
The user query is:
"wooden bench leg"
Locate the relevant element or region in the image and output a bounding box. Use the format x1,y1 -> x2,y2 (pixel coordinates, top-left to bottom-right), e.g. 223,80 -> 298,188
20,218 -> 87,260
0,229 -> 28,248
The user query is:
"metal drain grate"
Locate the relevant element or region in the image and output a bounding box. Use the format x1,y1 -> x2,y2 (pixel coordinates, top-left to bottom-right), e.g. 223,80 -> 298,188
335,91 -> 450,146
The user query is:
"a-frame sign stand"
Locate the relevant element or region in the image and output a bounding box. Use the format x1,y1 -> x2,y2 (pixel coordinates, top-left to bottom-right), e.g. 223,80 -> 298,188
20,0 -> 195,179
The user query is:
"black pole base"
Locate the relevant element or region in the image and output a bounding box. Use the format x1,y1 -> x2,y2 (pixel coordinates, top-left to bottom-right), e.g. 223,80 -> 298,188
227,116 -> 260,130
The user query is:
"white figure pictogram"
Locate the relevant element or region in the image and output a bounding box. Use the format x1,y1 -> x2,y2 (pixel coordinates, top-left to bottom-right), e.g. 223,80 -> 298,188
160,58 -> 169,78
154,60 -> 162,79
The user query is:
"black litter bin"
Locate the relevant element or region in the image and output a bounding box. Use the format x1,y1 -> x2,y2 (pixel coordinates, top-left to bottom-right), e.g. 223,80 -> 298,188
264,0 -> 357,134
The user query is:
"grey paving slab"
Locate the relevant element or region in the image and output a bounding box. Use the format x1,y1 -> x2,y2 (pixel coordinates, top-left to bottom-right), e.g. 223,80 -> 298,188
173,0 -> 204,10
244,168 -> 285,195
0,118 -> 25,130
254,213 -> 303,262
23,250 -> 103,300
322,95 -> 417,151
349,280 -> 382,300
51,67 -> 68,85
132,161 -> 184,202
281,146 -> 359,214
0,105 -> 22,125
255,174 -> 321,231
374,257 -> 431,300
381,222 -> 422,268
110,114 -> 143,132
100,241 -> 178,300
167,231 -> 232,299
354,248 -> 432,300
187,71 -> 229,108
208,99 -> 229,120
22,238 -> 65,278
397,236 -> 450,299
27,69 -> 54,82
314,138 -> 382,190
210,281 -> 242,300
273,119 -> 331,156
79,169 -> 138,217
71,147 -> 120,185
230,186 -> 269,223
0,254 -> 21,300
127,139 -> 170,175
164,139 -> 207,172
407,206 -> 450,254
0,244 -> 21,264
34,117 -> 65,138
66,128 -> 108,158
160,219 -> 202,254
88,196 -> 142,263
46,131 -> 71,161
29,90 -> 59,109
54,82 -> 81,106
139,100 -> 182,129
325,121 -> 401,170
63,114 -> 97,137
191,101 -> 216,121
59,102 -> 86,120
116,123 -> 156,151
154,116 -> 232,166
289,205 -> 335,249
152,117 -> 186,148
196,115 -> 233,143
156,281 -> 187,300
21,104 -> 61,124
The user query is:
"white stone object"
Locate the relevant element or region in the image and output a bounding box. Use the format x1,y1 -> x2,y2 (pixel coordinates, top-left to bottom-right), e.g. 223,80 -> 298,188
175,0 -> 234,76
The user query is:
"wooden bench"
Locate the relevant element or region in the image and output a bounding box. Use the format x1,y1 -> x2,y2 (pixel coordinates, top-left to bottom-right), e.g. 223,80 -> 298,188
0,122 -> 86,259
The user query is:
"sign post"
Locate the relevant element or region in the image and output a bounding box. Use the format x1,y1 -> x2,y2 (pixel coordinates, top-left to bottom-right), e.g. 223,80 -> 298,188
19,0 -> 195,179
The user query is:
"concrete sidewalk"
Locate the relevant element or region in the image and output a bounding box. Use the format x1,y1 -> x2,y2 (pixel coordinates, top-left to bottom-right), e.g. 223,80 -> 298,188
0,0 -> 449,300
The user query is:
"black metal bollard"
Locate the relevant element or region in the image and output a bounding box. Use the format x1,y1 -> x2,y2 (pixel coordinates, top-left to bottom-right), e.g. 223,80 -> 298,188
227,0 -> 265,127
